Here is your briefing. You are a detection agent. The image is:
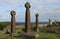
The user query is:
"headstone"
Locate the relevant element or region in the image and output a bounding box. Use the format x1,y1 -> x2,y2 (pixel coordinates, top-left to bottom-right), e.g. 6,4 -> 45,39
35,13 -> 39,33
10,10 -> 16,36
49,19 -> 52,25
25,2 -> 31,33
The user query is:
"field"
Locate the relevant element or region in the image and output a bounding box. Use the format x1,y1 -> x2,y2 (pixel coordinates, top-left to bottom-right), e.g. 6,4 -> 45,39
0,30 -> 60,39
0,22 -> 60,39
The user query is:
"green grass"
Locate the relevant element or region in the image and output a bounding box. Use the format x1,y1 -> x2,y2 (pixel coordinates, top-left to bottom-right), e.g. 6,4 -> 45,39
0,22 -> 60,39
0,30 -> 24,39
39,32 -> 60,39
0,30 -> 60,39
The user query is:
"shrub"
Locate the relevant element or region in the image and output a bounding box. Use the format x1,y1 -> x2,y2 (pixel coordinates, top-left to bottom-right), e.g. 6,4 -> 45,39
47,24 -> 53,27
5,31 -> 10,34
40,26 -> 60,34
0,24 -> 5,30
43,27 -> 55,33
0,22 -> 10,30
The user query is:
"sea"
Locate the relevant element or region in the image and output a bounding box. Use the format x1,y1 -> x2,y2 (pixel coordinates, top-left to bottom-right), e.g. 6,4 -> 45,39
16,22 -> 49,25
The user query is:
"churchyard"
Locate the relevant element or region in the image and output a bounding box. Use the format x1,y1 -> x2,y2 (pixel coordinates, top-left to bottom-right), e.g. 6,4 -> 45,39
0,2 -> 60,39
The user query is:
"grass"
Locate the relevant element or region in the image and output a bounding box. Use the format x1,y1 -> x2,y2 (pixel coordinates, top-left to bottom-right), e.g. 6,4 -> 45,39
39,32 -> 60,39
0,30 -> 24,39
0,30 -> 60,39
0,22 -> 60,39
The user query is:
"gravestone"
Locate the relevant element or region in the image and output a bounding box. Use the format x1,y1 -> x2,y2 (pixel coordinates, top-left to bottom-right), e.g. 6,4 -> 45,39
35,13 -> 39,33
49,19 -> 51,25
25,2 -> 31,33
10,10 -> 16,36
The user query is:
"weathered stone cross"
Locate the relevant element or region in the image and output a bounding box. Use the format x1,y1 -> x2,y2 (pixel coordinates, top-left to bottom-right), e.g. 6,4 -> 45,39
35,13 -> 39,33
25,2 -> 31,33
10,10 -> 16,36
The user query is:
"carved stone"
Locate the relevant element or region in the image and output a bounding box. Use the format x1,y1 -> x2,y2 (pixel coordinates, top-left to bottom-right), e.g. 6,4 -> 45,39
25,2 -> 31,33
35,13 -> 39,32
10,10 -> 16,36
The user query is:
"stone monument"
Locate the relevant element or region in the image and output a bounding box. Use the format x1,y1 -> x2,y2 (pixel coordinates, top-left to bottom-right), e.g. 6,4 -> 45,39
25,2 -> 31,33
20,2 -> 39,39
35,13 -> 39,33
10,10 -> 16,36
49,19 -> 51,25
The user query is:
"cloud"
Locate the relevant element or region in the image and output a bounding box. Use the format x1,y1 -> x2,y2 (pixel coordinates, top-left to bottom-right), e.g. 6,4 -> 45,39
46,0 -> 54,3
0,0 -> 18,4
45,0 -> 59,3
39,6 -> 60,21
33,5 -> 43,13
0,15 -> 10,22
0,0 -> 60,22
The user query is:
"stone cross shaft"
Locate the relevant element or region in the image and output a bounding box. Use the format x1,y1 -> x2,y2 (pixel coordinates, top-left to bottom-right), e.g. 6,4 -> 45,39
35,13 -> 39,32
25,2 -> 31,33
10,10 -> 16,36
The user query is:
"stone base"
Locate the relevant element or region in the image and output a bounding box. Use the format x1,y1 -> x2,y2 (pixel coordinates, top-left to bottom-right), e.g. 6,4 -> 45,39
20,32 -> 39,39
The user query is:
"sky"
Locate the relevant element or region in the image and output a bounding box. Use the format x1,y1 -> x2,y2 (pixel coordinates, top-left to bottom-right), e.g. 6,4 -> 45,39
0,0 -> 60,22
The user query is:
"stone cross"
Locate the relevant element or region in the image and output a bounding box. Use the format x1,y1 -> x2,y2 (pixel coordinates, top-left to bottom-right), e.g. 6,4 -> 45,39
10,10 -> 16,36
35,13 -> 39,32
25,2 -> 31,33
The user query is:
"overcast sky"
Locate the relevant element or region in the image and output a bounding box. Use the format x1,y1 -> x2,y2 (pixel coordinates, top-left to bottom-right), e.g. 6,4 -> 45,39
0,0 -> 60,22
